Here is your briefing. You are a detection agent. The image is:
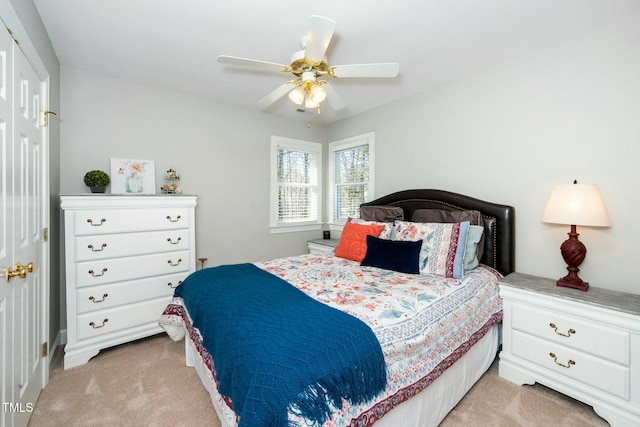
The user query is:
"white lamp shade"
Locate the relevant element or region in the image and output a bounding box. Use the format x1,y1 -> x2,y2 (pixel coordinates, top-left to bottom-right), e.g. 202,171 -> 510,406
304,95 -> 319,109
309,84 -> 326,103
288,86 -> 305,105
542,183 -> 610,227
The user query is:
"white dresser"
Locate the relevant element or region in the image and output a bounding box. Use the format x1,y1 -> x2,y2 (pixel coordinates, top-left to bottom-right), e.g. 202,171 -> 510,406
61,195 -> 197,369
499,272 -> 640,427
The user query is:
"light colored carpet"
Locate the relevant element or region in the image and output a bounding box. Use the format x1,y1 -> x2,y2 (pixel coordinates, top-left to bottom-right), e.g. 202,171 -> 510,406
28,334 -> 609,426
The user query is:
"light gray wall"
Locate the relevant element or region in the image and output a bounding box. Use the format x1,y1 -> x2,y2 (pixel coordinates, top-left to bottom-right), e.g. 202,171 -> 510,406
59,13 -> 640,296
328,15 -> 640,294
60,67 -> 326,271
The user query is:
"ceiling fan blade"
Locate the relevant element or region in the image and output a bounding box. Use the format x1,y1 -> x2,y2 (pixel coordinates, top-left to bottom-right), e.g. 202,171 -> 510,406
304,15 -> 336,62
323,83 -> 347,111
217,55 -> 287,73
331,63 -> 400,78
257,82 -> 294,109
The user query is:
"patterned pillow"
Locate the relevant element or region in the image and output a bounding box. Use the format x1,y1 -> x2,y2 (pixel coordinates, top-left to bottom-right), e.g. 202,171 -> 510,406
392,220 -> 470,279
348,217 -> 393,239
335,221 -> 384,262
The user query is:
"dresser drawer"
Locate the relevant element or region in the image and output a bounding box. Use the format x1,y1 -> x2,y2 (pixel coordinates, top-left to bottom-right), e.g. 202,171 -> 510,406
76,272 -> 187,314
511,330 -> 629,400
76,297 -> 170,341
75,250 -> 190,287
73,207 -> 190,235
75,229 -> 190,261
511,302 -> 629,365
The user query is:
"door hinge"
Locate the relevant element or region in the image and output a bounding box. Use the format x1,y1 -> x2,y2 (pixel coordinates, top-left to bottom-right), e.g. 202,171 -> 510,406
41,342 -> 48,358
42,227 -> 49,242
6,28 -> 19,45
40,110 -> 58,126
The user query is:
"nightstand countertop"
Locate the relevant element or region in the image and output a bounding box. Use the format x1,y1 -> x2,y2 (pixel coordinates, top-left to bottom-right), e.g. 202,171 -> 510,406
307,238 -> 339,248
501,272 -> 640,317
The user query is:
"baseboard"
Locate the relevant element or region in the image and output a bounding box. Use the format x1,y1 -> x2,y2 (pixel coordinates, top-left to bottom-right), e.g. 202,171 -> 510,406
49,329 -> 67,364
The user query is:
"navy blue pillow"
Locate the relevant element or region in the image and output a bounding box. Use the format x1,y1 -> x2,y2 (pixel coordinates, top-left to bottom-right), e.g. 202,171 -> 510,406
361,235 -> 422,274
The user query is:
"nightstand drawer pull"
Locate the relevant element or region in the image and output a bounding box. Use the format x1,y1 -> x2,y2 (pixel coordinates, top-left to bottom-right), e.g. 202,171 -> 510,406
167,258 -> 182,266
167,280 -> 182,289
166,215 -> 181,222
167,237 -> 182,245
89,293 -> 108,303
88,268 -> 108,277
549,352 -> 575,368
87,218 -> 107,226
89,318 -> 109,329
88,243 -> 107,252
549,323 -> 576,337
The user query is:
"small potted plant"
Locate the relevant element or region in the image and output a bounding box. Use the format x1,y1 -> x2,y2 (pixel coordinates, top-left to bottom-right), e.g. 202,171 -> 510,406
83,170 -> 110,193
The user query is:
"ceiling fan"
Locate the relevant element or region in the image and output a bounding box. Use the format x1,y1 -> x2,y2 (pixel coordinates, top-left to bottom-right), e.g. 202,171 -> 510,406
217,15 -> 400,112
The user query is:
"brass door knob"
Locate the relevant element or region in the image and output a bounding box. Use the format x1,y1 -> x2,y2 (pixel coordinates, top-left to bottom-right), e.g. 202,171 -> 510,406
4,262 -> 34,282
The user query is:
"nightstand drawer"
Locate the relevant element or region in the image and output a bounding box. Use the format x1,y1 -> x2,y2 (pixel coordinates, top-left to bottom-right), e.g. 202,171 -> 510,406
511,330 -> 629,400
511,303 -> 629,365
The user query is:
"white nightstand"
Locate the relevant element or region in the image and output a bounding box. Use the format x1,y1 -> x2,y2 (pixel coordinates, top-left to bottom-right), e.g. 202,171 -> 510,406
307,238 -> 339,255
499,272 -> 640,427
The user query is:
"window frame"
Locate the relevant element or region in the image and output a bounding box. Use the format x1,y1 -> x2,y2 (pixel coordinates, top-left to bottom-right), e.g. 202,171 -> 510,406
327,132 -> 375,230
270,135 -> 323,234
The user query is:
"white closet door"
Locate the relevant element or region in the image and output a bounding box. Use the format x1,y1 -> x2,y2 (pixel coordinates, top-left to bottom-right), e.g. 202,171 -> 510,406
0,16 -> 49,427
0,20 -> 15,427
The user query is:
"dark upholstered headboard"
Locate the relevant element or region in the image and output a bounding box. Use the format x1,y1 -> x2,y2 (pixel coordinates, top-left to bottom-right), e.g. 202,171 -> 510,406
360,189 -> 515,276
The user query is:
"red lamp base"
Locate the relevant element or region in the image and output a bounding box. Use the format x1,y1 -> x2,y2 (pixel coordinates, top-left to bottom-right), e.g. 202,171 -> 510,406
556,277 -> 589,291
557,224 -> 589,292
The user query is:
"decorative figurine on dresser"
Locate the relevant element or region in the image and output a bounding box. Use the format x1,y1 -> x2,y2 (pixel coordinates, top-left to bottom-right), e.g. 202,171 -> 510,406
499,272 -> 640,427
60,194 -> 197,369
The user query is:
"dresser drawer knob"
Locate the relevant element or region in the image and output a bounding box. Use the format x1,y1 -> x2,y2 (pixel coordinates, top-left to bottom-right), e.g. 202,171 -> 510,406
89,293 -> 109,303
167,280 -> 182,289
89,318 -> 109,329
87,218 -> 107,226
549,352 -> 575,368
88,268 -> 108,277
88,243 -> 107,252
166,215 -> 181,223
549,323 -> 576,337
167,259 -> 182,267
167,237 -> 182,245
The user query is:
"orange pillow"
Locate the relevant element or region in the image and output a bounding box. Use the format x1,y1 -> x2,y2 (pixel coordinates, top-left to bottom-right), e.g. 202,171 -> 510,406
334,221 -> 384,262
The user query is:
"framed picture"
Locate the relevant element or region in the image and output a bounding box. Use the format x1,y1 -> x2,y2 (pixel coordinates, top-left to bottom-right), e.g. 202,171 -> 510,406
110,158 -> 156,195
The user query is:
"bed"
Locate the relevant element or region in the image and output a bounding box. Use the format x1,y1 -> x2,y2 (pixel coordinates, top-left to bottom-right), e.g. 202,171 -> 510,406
160,189 -> 515,426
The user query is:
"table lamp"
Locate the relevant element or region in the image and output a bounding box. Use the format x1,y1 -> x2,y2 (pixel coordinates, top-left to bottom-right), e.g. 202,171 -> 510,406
541,180 -> 610,291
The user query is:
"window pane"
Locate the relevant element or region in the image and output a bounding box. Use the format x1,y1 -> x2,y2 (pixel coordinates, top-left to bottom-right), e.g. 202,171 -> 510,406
278,184 -> 317,222
278,149 -> 314,184
275,144 -> 319,224
335,145 -> 369,184
336,183 -> 367,220
334,144 -> 369,220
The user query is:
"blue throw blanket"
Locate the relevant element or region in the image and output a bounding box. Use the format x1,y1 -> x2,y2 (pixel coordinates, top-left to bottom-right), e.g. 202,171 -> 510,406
174,263 -> 387,427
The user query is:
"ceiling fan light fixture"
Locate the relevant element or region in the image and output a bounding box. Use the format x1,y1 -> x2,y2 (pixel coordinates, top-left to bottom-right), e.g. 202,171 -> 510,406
288,86 -> 306,105
304,95 -> 319,109
309,84 -> 326,103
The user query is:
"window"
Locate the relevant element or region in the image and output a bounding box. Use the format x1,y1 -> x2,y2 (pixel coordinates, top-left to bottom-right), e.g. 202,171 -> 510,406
270,136 -> 322,233
328,132 -> 375,226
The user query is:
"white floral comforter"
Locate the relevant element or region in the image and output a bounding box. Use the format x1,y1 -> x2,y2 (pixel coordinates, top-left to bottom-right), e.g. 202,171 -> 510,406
161,253 -> 503,426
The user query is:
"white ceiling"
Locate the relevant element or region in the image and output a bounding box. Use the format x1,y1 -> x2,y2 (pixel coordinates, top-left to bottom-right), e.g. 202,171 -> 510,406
33,0 -> 640,125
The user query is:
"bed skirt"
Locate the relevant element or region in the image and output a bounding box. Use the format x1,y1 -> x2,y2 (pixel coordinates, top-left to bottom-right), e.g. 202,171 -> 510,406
183,322 -> 500,427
